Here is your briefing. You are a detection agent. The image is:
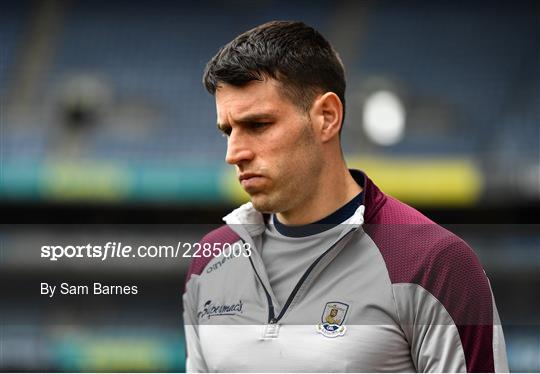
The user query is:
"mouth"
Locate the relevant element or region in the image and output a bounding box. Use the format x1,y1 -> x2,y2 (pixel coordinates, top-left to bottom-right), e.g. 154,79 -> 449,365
238,173 -> 265,191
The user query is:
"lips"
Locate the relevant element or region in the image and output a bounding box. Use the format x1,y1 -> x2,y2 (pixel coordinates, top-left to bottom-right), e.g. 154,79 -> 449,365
239,172 -> 261,181
239,173 -> 265,191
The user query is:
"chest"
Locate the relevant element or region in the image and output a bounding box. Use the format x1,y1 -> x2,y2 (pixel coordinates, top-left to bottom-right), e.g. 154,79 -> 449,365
199,324 -> 414,372
195,249 -> 413,372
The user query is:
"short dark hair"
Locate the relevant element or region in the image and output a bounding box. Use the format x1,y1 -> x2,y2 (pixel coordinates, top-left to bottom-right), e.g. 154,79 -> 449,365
203,20 -> 346,123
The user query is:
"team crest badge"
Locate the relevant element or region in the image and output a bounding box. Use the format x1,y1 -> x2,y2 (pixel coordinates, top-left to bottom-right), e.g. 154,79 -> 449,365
316,302 -> 349,338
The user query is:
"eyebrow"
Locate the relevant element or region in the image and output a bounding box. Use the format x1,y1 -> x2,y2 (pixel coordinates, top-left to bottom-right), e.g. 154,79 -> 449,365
217,113 -> 277,132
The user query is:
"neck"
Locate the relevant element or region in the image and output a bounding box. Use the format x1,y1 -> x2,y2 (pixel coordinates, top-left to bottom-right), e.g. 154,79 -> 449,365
276,165 -> 362,225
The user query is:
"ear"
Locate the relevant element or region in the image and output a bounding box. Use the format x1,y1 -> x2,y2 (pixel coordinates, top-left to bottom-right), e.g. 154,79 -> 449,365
310,92 -> 343,143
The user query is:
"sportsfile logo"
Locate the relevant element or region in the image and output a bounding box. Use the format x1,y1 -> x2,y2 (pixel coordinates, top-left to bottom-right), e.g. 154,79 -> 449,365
197,299 -> 244,320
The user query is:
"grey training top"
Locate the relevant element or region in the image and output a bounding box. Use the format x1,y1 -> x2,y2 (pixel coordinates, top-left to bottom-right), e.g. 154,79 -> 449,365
183,170 -> 508,372
262,192 -> 363,309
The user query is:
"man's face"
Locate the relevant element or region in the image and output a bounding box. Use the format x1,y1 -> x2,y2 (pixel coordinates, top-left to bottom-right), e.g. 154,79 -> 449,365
215,79 -> 323,214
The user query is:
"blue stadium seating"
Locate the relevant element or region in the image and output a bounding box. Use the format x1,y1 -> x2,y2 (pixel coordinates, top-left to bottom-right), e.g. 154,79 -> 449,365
2,0 -> 538,163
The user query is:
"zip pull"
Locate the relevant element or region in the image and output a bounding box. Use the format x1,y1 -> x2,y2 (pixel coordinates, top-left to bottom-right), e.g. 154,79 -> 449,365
261,320 -> 280,339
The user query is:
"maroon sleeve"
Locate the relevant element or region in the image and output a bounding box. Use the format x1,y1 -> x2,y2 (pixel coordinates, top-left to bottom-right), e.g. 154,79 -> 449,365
365,198 -> 496,372
183,225 -> 241,291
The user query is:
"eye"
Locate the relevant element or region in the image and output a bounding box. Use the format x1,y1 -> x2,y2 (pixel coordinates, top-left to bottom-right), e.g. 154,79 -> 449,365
218,126 -> 232,138
251,122 -> 271,130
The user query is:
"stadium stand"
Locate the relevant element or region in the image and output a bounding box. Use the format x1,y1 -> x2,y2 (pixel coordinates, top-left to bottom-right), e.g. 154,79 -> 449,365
0,1 -> 538,372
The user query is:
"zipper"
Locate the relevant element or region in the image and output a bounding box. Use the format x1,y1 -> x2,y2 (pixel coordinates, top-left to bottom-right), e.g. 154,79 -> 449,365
247,227 -> 357,324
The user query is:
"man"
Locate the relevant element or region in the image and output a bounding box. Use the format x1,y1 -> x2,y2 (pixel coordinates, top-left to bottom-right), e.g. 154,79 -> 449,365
183,21 -> 508,372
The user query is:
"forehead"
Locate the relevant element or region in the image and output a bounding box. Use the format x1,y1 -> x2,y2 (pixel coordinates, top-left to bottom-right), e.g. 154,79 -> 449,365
215,79 -> 291,120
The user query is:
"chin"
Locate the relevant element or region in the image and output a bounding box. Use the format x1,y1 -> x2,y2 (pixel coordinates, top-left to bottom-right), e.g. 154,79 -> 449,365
250,200 -> 272,213
250,196 -> 278,214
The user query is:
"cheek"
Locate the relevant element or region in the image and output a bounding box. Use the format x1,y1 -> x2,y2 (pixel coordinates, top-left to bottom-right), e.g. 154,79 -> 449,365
258,120 -> 318,179
265,136 -> 302,172
267,123 -> 310,154
273,134 -> 318,177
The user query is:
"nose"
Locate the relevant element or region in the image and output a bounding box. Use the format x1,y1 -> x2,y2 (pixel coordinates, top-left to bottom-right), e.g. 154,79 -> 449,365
225,130 -> 255,166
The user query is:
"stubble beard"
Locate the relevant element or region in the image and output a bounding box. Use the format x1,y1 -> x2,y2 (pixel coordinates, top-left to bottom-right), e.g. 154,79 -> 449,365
249,120 -> 323,215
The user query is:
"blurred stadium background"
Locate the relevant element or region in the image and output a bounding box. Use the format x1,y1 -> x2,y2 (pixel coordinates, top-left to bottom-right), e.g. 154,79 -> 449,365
1,0 -> 539,371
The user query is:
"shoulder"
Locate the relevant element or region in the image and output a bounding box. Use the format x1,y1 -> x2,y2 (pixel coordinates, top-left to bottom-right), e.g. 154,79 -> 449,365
184,225 -> 241,289
199,224 -> 241,245
364,189 -> 485,289
362,180 -> 499,372
361,174 -> 477,281
363,183 -> 493,325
